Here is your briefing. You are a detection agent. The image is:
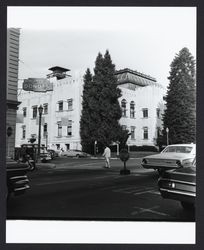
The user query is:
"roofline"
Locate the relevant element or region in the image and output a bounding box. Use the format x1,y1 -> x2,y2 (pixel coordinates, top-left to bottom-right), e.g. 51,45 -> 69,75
115,68 -> 157,82
48,66 -> 70,72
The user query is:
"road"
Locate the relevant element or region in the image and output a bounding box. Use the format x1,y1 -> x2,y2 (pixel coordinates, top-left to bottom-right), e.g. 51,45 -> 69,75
7,157 -> 195,221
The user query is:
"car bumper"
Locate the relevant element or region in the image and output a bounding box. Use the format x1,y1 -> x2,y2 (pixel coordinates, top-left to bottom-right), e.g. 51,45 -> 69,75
8,175 -> 30,195
159,187 -> 195,204
141,163 -> 178,170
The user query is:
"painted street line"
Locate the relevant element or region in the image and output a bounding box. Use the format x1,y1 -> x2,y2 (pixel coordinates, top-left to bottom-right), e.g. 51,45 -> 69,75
131,206 -> 171,217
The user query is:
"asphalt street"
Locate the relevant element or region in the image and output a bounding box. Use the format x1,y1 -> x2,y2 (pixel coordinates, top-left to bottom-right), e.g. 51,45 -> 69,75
7,157 -> 195,222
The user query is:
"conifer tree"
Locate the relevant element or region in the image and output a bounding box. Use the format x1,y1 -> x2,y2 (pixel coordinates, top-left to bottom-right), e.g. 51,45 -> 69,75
162,47 -> 196,144
80,50 -> 128,154
80,68 -> 94,153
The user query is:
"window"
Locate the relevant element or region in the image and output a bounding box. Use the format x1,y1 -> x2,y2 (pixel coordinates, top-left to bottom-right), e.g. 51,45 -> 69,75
130,101 -> 135,118
33,106 -> 38,119
156,108 -> 160,118
56,144 -> 60,150
122,125 -> 127,131
58,101 -> 63,112
121,99 -> 127,117
143,108 -> 148,118
43,123 -> 47,138
32,106 -> 37,119
143,127 -> 148,140
67,99 -> 73,110
57,121 -> 62,137
22,125 -> 26,139
131,126 -> 135,140
23,107 -> 27,117
43,103 -> 48,114
67,120 -> 72,136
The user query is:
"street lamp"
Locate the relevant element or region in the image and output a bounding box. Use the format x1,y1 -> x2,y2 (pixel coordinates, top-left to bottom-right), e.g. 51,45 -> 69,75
166,127 -> 169,146
94,140 -> 97,157
37,105 -> 43,161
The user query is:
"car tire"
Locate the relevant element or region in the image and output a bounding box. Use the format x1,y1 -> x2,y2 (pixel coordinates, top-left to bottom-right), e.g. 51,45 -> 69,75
76,154 -> 80,158
181,201 -> 194,210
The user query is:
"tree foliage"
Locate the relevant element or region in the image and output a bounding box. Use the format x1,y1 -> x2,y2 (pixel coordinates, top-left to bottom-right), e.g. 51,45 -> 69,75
80,50 -> 128,154
162,47 -> 196,144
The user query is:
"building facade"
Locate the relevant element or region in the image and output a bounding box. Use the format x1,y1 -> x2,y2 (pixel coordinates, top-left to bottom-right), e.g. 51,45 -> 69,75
16,67 -> 165,151
7,28 -> 21,158
16,68 -> 83,151
116,68 -> 165,146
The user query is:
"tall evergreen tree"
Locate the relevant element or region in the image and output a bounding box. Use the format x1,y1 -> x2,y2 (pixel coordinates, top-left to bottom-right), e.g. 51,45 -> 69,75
162,47 -> 196,144
80,68 -> 94,153
80,50 -> 128,154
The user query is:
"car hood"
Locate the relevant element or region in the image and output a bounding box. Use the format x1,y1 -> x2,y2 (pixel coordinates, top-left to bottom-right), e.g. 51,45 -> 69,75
6,161 -> 30,170
145,153 -> 192,160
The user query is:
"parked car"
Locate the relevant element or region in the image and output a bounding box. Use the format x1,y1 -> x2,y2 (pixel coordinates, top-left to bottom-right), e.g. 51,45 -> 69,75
61,150 -> 90,158
47,149 -> 59,159
40,147 -> 52,162
6,157 -> 31,199
158,158 -> 196,210
16,144 -> 52,164
141,144 -> 196,175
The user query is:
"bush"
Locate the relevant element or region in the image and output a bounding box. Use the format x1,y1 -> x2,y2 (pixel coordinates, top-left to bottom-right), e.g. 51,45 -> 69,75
129,145 -> 158,152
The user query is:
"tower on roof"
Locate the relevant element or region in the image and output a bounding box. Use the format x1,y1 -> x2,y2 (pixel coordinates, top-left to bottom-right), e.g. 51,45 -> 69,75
47,66 -> 71,80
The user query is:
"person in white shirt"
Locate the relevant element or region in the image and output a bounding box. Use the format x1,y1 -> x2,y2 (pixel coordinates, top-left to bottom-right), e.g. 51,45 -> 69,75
102,145 -> 111,168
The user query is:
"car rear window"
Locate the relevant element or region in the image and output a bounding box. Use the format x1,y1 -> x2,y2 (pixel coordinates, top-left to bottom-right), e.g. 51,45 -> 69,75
163,146 -> 193,153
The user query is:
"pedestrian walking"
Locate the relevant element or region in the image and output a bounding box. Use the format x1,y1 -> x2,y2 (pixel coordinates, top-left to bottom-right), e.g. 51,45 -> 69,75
103,145 -> 111,168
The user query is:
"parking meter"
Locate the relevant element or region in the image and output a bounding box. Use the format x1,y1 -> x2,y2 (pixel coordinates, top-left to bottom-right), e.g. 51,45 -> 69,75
119,148 -> 131,175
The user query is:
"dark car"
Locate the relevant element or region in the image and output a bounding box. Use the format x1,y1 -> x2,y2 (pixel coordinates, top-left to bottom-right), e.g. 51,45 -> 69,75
6,157 -> 31,199
158,158 -> 196,209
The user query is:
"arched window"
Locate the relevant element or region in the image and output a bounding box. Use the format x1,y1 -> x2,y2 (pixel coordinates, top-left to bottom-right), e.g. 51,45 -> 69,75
130,101 -> 135,118
121,99 -> 127,117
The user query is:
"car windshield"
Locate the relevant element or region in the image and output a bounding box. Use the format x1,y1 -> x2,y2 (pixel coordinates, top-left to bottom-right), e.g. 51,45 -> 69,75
163,146 -> 193,153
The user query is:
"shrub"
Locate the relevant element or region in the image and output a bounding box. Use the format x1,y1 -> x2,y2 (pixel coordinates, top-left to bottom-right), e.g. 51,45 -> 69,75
129,145 -> 158,152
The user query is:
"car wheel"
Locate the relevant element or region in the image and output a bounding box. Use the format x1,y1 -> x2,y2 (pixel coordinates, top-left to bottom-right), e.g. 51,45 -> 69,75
181,201 -> 194,210
76,154 -> 80,158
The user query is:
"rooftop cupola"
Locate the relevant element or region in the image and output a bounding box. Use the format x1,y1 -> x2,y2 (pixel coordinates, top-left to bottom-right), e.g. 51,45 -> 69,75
47,66 -> 71,80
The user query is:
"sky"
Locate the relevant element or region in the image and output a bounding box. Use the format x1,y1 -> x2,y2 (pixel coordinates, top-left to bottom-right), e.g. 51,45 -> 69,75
8,7 -> 196,88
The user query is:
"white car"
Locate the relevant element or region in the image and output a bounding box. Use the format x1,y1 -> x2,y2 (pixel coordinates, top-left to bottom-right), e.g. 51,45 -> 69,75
40,148 -> 52,162
61,150 -> 90,158
141,144 -> 196,175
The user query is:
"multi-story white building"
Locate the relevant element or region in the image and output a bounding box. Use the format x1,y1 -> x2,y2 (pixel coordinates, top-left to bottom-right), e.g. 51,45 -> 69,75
116,68 -> 165,146
16,67 -> 83,151
16,67 -> 166,151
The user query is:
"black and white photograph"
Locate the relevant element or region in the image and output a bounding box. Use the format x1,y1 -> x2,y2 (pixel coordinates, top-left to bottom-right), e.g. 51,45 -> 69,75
4,5 -> 197,244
